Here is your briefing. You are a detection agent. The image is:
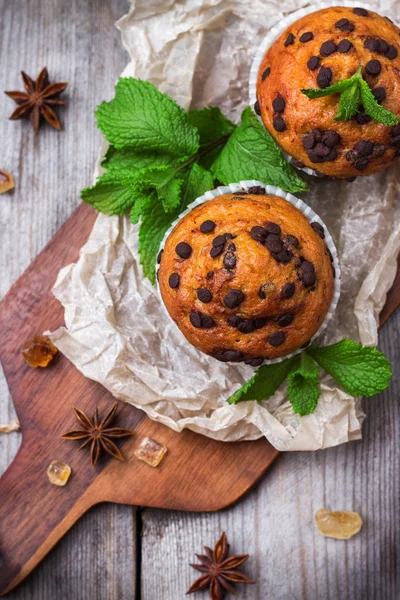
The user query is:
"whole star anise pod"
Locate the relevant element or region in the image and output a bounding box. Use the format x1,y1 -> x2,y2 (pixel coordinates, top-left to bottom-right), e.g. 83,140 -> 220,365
61,404 -> 134,467
187,532 -> 254,599
5,67 -> 67,132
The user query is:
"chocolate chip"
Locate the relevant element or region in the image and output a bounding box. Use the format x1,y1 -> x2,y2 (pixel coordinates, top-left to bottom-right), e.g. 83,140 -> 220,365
355,112 -> 372,124
272,97 -> 286,113
189,312 -> 201,328
206,271 -> 214,279
311,221 -> 325,239
273,116 -> 286,132
268,331 -> 286,346
372,87 -> 386,104
353,7 -> 368,16
284,33 -> 295,46
355,157 -> 369,170
214,350 -> 244,363
307,149 -> 324,163
282,282 -> 295,298
201,315 -> 214,328
265,234 -> 283,254
250,225 -> 268,242
345,150 -> 356,162
277,313 -> 293,327
244,357 -> 264,367
261,67 -> 271,81
254,101 -> 261,115
320,40 -> 337,56
197,288 -> 212,303
300,32 -> 313,43
212,235 -> 226,247
232,190 -> 248,195
326,247 -> 334,262
157,249 -> 164,264
274,249 -> 292,263
386,45 -> 398,60
391,136 -> 400,147
365,60 -> 381,76
377,39 -> 389,54
176,242 -> 192,259
322,130 -> 341,147
364,38 -> 379,52
228,315 -> 242,327
227,242 -> 236,251
238,319 -> 255,334
200,220 -> 216,234
259,282 -> 275,299
314,143 -> 331,157
338,39 -> 353,53
254,318 -> 266,329
247,186 -> 265,194
291,158 -> 305,168
300,261 -> 316,286
312,129 -> 323,142
301,260 -> 314,271
392,126 -> 400,138
168,273 -> 180,288
385,16 -> 393,23
301,339 -> 311,349
355,140 -> 374,156
302,133 -> 315,150
223,289 -> 245,309
323,148 -> 338,162
266,222 -> 281,235
307,56 -> 320,71
317,67 -> 333,88
335,18 -> 355,32
224,252 -> 237,270
224,233 -> 235,240
284,234 -> 299,247
210,245 -> 224,258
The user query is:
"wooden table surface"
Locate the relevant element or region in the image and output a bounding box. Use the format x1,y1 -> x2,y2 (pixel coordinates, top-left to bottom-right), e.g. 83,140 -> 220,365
0,1 -> 399,599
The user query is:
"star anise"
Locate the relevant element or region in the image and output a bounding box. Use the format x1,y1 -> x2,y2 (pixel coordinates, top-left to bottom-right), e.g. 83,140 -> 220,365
61,404 -> 134,467
5,67 -> 67,132
187,532 -> 254,599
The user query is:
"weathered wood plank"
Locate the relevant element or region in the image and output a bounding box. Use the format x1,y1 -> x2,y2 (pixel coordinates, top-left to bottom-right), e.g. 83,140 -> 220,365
141,309 -> 400,600
0,1 -> 136,599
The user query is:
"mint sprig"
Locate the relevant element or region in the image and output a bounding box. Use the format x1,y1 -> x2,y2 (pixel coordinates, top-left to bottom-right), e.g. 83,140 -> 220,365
228,340 -> 391,416
82,78 -> 307,283
302,66 -> 399,126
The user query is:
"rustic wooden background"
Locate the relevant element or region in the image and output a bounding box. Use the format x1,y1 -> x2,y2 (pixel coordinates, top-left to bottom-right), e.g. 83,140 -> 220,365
0,1 -> 398,598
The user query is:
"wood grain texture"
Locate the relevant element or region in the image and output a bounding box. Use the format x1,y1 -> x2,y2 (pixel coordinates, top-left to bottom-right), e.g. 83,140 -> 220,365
0,1 -> 399,599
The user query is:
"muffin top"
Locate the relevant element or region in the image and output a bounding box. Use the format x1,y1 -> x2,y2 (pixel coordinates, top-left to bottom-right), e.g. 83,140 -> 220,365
158,188 -> 335,363
256,6 -> 400,178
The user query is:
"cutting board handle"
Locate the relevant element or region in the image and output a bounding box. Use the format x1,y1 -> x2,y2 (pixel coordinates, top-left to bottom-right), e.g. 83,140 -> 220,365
0,438 -> 95,595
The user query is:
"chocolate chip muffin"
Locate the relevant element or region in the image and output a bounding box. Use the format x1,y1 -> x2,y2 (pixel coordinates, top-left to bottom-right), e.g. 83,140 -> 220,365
158,188 -> 335,363
255,6 -> 400,178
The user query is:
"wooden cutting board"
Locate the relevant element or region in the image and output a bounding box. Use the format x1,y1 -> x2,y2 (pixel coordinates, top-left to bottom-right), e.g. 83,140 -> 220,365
0,202 -> 398,595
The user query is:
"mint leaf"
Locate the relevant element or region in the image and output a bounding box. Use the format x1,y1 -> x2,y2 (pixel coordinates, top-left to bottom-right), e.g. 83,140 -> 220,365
335,81 -> 360,121
180,163 -> 215,207
102,146 -> 175,171
227,358 -> 293,405
81,169 -> 140,215
308,339 -> 392,397
95,78 -> 199,156
301,78 -> 354,99
359,78 -> 399,126
188,107 -> 236,169
212,107 -> 307,193
134,166 -> 184,212
287,352 -> 320,415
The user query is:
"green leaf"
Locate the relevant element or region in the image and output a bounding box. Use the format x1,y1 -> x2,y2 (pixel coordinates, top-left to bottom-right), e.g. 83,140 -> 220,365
359,78 -> 399,126
102,145 -> 175,171
335,81 -> 361,121
95,78 -> 199,156
307,339 -> 392,397
81,169 -> 141,215
301,78 -> 354,99
188,107 -> 236,169
180,163 -> 215,208
226,358 -> 293,405
211,107 -> 307,193
134,166 -> 184,213
286,352 -> 321,416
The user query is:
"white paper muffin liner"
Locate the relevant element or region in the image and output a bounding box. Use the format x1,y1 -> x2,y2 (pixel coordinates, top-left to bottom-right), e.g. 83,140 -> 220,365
156,180 -> 341,365
248,1 -> 398,178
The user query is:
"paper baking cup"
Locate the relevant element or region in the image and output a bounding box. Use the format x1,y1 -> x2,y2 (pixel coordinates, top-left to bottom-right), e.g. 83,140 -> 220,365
249,1 -> 397,178
156,180 -> 341,365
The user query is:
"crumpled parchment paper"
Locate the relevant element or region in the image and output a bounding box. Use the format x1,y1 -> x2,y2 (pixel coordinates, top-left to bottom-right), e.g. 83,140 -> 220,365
49,0 -> 400,451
